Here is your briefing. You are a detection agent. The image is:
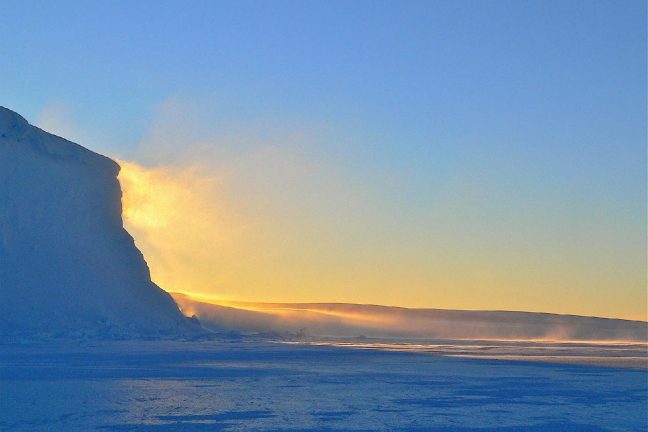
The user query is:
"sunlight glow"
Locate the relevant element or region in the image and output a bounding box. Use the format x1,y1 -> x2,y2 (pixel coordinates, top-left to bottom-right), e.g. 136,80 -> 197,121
116,156 -> 647,322
119,161 -> 174,228
117,160 -> 243,294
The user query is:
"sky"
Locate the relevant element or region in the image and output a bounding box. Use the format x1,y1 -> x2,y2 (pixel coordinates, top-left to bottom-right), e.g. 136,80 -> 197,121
1,0 -> 646,320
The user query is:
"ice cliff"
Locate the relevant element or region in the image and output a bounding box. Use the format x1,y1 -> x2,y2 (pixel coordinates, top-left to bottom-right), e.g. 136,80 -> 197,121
0,106 -> 196,337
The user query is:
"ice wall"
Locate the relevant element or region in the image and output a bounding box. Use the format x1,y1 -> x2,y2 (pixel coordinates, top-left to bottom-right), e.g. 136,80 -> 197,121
0,107 -> 194,337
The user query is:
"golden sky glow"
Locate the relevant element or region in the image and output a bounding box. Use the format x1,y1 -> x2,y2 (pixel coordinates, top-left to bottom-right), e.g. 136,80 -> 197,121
118,157 -> 646,322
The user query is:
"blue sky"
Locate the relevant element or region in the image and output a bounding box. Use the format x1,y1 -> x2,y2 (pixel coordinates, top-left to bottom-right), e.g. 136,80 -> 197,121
1,1 -> 646,318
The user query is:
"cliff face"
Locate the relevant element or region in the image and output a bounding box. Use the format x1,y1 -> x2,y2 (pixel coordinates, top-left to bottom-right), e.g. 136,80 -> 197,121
0,106 -> 193,337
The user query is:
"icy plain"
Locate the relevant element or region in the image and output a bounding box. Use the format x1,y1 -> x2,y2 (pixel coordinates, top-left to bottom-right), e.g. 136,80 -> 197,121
1,338 -> 646,432
1,106 -> 646,431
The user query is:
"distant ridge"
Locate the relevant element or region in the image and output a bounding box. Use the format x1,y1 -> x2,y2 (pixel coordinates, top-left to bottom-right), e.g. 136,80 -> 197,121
172,293 -> 648,342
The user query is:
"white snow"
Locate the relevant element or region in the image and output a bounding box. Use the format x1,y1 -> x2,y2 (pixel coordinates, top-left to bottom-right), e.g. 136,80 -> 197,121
0,106 -> 195,338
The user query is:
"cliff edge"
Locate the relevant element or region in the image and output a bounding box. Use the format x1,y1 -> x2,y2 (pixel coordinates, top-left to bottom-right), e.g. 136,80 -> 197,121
0,107 -> 198,338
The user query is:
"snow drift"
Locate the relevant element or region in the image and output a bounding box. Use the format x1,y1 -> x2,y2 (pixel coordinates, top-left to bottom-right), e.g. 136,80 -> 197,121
172,293 -> 648,342
0,106 -> 197,337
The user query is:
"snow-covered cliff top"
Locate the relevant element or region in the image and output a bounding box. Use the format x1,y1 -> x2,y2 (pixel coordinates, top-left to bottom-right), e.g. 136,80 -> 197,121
0,106 -> 118,175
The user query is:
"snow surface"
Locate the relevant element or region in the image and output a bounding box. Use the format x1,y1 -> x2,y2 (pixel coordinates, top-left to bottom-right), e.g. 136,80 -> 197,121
0,106 -> 195,337
1,339 -> 646,431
